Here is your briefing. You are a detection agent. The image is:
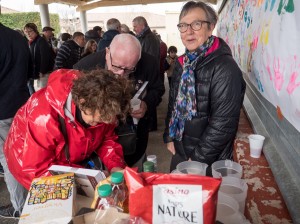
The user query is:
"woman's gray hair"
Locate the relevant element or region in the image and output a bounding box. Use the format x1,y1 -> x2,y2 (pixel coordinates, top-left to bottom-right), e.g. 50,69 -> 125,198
179,1 -> 218,29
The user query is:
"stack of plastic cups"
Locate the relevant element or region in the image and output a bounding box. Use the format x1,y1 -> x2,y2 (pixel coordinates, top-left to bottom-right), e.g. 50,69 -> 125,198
212,160 -> 250,224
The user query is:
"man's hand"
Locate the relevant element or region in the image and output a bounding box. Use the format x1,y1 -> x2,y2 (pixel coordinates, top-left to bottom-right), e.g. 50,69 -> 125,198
131,100 -> 147,119
167,142 -> 176,155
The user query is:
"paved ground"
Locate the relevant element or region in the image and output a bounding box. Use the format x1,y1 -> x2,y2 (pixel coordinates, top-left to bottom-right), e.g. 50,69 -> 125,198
0,76 -> 171,223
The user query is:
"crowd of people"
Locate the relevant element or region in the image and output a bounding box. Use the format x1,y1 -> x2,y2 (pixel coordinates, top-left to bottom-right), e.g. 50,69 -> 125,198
0,0 -> 245,220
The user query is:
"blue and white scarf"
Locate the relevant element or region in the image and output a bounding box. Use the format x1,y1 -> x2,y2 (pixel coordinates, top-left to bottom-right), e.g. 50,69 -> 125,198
169,36 -> 215,141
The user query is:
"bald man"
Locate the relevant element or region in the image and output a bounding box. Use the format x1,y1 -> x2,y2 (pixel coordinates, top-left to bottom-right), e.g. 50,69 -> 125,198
74,34 -> 165,170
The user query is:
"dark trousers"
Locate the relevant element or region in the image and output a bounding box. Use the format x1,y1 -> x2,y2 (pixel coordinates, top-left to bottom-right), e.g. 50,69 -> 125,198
124,117 -> 149,166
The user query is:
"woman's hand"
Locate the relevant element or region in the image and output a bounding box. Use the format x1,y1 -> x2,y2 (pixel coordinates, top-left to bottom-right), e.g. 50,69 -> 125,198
167,142 -> 176,155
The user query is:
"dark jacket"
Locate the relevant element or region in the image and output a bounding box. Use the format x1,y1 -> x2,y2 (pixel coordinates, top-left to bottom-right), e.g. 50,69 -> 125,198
74,50 -> 165,165
0,23 -> 30,119
55,40 -> 83,69
97,30 -> 119,52
29,35 -> 54,78
164,38 -> 246,166
137,28 -> 160,61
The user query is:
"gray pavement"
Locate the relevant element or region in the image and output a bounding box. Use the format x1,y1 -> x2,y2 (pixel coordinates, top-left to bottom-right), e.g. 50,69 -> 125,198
0,76 -> 171,223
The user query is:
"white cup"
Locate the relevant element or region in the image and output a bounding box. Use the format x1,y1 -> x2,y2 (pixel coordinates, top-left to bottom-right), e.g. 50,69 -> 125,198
130,98 -> 141,111
248,134 -> 265,158
130,98 -> 141,125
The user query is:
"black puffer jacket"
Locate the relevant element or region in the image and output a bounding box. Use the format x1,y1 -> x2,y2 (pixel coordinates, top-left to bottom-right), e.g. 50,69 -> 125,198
164,38 -> 246,166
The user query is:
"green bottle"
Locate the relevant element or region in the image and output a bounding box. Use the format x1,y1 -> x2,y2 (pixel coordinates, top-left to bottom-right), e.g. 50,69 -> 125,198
143,161 -> 155,172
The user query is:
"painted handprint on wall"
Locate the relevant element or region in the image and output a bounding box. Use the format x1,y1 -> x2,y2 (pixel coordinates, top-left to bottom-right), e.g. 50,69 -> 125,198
286,56 -> 300,95
273,57 -> 285,91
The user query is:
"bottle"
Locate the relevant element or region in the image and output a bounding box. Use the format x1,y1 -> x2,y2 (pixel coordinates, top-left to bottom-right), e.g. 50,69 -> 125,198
147,155 -> 157,172
96,184 -> 115,210
143,161 -> 155,172
111,172 -> 129,213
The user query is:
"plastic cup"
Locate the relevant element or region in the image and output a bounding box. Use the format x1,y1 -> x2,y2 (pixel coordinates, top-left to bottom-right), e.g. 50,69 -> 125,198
211,160 -> 243,179
248,134 -> 265,158
219,176 -> 248,213
130,98 -> 141,125
176,161 -> 208,176
217,192 -> 250,224
130,98 -> 141,111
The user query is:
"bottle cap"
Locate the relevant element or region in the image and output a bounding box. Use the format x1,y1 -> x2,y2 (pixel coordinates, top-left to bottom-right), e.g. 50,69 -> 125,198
147,155 -> 157,163
98,184 -> 112,197
111,172 -> 124,184
143,161 -> 154,172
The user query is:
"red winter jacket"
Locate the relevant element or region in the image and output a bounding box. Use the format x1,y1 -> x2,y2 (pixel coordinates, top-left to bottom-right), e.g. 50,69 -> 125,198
4,69 -> 125,189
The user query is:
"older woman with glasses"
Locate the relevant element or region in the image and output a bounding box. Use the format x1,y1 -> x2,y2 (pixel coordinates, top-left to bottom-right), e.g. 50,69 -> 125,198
164,1 -> 246,173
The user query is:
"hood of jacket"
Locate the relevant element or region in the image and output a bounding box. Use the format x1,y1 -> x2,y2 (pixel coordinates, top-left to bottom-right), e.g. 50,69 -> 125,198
45,69 -> 81,121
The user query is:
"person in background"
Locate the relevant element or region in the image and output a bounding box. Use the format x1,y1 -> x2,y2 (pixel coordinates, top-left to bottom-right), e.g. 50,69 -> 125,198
93,25 -> 103,41
132,16 -> 161,132
82,39 -> 98,58
164,1 -> 246,172
0,23 -> 31,218
164,46 -> 178,85
84,29 -> 101,43
157,34 -> 168,83
57,32 -> 72,48
24,23 -> 54,93
97,18 -> 121,52
132,16 -> 160,60
54,32 -> 85,69
3,69 -> 132,216
42,26 -> 55,47
74,34 -> 164,171
120,24 -> 135,35
42,26 -> 57,64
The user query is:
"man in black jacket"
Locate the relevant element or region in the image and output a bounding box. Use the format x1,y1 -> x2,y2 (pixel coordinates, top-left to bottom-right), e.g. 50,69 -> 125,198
0,23 -> 30,218
55,32 -> 85,69
132,16 -> 161,132
74,34 -> 165,170
24,23 -> 55,94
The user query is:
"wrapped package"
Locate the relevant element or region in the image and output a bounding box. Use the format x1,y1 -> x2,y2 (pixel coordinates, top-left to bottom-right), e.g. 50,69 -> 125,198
124,167 -> 221,224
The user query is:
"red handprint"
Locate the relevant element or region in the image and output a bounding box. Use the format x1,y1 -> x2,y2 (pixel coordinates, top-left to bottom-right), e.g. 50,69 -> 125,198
286,56 -> 300,95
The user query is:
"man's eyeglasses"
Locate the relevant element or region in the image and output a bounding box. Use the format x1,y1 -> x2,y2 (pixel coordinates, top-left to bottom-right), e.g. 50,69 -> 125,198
109,52 -> 136,75
177,20 -> 210,33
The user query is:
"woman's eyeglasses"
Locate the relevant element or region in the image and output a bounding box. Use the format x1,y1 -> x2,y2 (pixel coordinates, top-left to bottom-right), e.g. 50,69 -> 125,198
177,20 -> 210,33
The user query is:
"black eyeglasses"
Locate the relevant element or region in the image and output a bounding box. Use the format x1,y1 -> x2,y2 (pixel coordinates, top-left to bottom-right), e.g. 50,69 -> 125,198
177,20 -> 210,33
109,52 -> 136,75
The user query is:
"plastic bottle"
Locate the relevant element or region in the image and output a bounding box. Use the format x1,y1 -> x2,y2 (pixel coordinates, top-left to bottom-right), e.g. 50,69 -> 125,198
147,155 -> 157,172
143,161 -> 155,172
96,184 -> 115,210
111,172 -> 129,213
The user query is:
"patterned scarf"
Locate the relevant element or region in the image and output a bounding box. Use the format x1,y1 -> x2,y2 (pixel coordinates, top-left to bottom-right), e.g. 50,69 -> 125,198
169,35 -> 215,141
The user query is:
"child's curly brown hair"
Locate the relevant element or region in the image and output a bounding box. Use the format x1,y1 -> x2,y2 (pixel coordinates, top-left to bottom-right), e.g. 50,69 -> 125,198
72,69 -> 133,123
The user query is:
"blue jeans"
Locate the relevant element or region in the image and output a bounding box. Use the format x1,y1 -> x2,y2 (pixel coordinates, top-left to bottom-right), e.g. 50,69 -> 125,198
0,118 -> 27,212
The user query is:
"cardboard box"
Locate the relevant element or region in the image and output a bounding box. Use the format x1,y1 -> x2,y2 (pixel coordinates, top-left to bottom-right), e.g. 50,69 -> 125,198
48,165 -> 106,198
19,173 -> 75,224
